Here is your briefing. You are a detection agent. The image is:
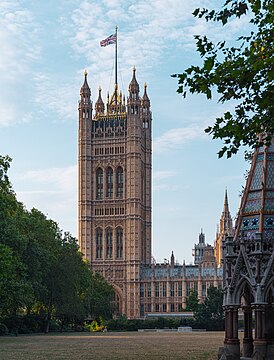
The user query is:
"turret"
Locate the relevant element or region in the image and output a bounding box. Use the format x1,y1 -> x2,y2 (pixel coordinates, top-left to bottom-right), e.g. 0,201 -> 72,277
95,86 -> 105,116
141,82 -> 150,107
170,251 -> 175,267
128,66 -> 140,106
79,70 -> 92,120
80,70 -> 91,101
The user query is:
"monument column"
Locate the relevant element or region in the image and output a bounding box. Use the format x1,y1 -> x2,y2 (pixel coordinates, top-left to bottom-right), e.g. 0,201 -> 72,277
224,306 -> 240,358
253,304 -> 267,358
242,305 -> 253,357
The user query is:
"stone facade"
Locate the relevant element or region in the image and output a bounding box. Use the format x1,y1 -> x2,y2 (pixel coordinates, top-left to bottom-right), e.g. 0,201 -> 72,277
78,69 -> 229,319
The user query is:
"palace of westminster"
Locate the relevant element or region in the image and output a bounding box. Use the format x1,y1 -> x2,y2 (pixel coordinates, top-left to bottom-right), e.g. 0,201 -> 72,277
78,68 -> 234,319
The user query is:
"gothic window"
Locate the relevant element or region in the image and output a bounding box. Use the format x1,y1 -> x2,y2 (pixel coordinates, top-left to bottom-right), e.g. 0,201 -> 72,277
170,283 -> 174,297
116,167 -> 123,197
96,168 -> 103,199
155,283 -> 159,297
116,227 -> 123,259
106,167 -> 113,198
202,283 -> 206,297
147,283 -> 151,298
170,303 -> 175,312
96,228 -> 103,259
140,283 -> 144,298
162,283 -> 166,297
178,283 -> 182,297
162,303 -> 167,312
186,282 -> 191,296
106,228 -> 113,259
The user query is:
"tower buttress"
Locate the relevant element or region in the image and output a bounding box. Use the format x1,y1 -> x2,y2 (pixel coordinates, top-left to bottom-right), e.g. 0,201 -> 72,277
78,70 -> 93,259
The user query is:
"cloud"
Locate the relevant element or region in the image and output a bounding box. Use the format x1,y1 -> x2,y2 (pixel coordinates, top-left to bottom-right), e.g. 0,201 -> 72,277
61,0 -> 216,90
16,165 -> 77,235
153,171 -> 176,180
34,73 -> 77,121
0,1 -> 40,127
153,171 -> 177,192
153,125 -> 206,153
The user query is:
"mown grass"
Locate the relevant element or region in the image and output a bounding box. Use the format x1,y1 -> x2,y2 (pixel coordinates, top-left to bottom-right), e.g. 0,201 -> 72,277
0,331 -> 225,360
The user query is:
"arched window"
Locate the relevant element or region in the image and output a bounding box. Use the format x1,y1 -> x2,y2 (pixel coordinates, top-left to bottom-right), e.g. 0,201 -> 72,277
106,167 -> 113,198
116,227 -> 123,259
96,168 -> 103,199
116,167 -> 123,198
96,228 -> 102,259
106,228 -> 113,258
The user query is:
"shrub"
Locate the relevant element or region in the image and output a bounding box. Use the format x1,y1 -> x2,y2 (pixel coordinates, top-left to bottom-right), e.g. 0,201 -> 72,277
0,323 -> 9,336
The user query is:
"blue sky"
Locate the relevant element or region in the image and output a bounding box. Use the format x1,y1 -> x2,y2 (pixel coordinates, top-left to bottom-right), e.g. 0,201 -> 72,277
0,0 -> 250,263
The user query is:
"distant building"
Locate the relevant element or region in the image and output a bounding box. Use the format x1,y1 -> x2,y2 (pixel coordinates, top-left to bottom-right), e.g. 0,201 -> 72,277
78,69 -> 232,319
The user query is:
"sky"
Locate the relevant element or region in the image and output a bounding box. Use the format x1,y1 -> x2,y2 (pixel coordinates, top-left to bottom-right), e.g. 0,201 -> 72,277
0,0 -> 251,264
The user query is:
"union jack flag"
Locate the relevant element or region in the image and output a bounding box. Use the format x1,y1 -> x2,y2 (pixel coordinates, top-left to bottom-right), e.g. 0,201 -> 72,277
100,33 -> 117,47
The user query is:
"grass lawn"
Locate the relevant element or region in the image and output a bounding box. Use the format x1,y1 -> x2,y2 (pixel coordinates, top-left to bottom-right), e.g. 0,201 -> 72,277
0,331 -> 226,360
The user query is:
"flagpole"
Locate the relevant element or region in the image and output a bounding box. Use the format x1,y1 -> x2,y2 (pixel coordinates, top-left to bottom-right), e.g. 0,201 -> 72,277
115,26 -> 118,86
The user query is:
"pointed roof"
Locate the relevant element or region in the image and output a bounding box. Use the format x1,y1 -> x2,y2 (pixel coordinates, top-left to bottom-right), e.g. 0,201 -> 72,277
141,82 -> 150,106
234,137 -> 274,241
224,188 -> 229,214
95,86 -> 104,115
80,70 -> 91,97
129,66 -> 139,93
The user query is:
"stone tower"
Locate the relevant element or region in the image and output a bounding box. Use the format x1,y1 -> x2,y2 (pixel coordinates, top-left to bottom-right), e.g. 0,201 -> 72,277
214,189 -> 233,267
219,139 -> 274,360
78,68 -> 152,318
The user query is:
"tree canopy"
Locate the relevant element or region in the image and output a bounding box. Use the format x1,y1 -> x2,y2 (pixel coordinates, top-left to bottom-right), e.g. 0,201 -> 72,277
194,287 -> 224,330
0,156 -> 114,334
173,0 -> 274,158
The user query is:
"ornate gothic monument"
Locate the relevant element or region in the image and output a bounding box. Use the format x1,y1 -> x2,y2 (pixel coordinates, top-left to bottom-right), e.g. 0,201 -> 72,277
78,69 -> 230,319
219,139 -> 274,360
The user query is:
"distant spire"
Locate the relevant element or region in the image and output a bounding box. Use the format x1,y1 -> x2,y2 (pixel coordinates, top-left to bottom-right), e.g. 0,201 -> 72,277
219,188 -> 233,236
223,188 -> 229,214
171,251 -> 175,267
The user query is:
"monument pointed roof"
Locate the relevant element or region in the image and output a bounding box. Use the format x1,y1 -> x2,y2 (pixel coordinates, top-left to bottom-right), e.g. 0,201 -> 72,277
234,137 -> 274,241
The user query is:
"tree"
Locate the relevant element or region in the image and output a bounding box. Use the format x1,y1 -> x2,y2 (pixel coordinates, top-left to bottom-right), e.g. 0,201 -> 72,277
185,289 -> 199,312
88,272 -> 115,321
173,0 -> 274,158
194,287 -> 224,330
0,244 -> 32,318
0,155 -> 115,332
